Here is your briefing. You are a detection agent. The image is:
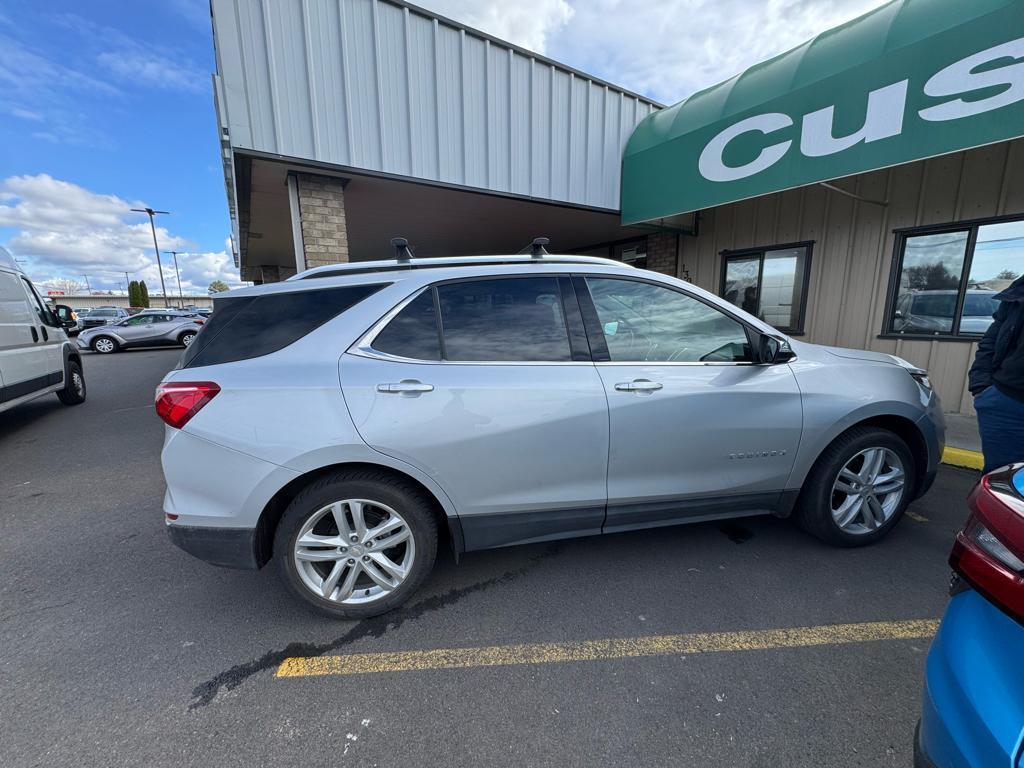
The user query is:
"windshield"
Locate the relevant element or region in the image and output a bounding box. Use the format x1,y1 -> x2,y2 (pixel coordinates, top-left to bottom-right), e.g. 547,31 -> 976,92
962,293 -> 998,318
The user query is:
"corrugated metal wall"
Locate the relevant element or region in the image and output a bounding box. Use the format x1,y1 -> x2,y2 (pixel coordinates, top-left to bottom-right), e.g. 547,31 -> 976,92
677,138 -> 1024,416
211,0 -> 659,210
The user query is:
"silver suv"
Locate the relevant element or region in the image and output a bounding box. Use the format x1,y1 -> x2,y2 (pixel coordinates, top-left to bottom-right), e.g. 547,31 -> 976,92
157,253 -> 944,618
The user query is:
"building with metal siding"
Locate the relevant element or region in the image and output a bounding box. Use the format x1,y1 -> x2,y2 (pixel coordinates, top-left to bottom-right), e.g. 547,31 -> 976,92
210,0 -> 1023,417
210,0 -> 666,281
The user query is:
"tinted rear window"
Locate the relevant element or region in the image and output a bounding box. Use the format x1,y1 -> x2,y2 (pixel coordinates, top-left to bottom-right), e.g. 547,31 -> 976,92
181,284 -> 386,368
436,277 -> 572,362
372,291 -> 441,360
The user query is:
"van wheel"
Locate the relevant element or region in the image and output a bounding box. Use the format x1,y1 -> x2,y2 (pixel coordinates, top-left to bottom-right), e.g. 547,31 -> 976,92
274,470 -> 438,619
793,427 -> 916,547
91,336 -> 118,354
56,360 -> 87,405
179,331 -> 197,347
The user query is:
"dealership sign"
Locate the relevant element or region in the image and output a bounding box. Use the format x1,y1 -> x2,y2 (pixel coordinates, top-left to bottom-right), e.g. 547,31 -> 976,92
621,0 -> 1024,224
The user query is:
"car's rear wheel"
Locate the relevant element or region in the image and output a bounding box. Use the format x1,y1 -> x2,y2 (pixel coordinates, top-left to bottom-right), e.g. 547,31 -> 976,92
179,331 -> 197,347
274,470 -> 438,619
56,360 -> 86,405
91,336 -> 118,354
794,426 -> 916,546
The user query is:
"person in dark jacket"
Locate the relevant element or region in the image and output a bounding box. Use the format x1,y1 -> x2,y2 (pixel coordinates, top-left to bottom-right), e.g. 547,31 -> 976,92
968,275 -> 1024,472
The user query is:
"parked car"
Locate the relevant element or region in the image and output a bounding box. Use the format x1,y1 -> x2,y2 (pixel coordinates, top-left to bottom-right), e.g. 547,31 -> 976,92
79,307 -> 129,330
917,463 -> 1024,768
0,247 -> 86,413
78,311 -> 203,354
157,252 -> 944,618
892,289 -> 998,335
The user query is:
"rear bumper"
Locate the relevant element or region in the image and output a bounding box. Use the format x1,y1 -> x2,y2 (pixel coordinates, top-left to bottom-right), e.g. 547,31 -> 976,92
167,524 -> 260,569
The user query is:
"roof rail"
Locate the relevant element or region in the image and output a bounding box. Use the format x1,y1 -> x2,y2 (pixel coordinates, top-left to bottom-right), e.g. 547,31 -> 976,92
289,253 -> 629,281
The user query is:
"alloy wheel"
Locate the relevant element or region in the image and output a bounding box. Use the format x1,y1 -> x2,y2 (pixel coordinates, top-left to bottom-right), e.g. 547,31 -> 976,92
831,447 -> 906,534
94,338 -> 114,353
72,372 -> 85,397
293,499 -> 415,605
181,333 -> 196,346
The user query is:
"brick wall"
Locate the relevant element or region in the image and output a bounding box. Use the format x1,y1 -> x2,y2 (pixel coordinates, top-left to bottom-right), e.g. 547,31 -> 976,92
645,232 -> 678,277
295,173 -> 350,269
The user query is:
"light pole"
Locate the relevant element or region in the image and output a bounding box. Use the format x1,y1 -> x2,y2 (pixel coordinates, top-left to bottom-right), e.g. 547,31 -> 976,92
82,275 -> 92,294
131,207 -> 171,307
163,250 -> 185,307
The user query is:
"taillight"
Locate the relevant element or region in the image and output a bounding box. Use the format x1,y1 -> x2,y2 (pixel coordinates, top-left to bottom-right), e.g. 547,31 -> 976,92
950,467 -> 1024,623
193,319 -> 204,325
155,381 -> 220,429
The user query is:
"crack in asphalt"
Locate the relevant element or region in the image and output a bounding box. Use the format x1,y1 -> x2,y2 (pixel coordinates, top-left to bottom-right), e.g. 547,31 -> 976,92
188,543 -> 563,710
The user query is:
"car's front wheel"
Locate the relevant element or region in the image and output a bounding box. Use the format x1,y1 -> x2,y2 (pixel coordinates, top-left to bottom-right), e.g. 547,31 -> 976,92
56,360 -> 86,405
794,426 -> 916,546
274,470 -> 438,619
91,336 -> 118,354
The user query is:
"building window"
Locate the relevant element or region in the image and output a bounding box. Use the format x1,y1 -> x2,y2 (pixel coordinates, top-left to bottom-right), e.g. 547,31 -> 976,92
572,238 -> 648,269
886,216 -> 1023,338
719,243 -> 811,334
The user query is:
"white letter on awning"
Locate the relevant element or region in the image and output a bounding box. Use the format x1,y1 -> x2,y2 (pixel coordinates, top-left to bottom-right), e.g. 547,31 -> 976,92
919,37 -> 1024,122
698,113 -> 793,182
800,80 -> 908,157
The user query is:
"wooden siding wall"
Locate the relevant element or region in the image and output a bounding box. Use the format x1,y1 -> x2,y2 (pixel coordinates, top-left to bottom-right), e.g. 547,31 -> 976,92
675,138 -> 1024,416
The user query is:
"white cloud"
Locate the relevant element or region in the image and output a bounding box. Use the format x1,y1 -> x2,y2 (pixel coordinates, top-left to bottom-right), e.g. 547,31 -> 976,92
419,0 -> 889,104
423,0 -> 573,54
0,174 -> 241,296
96,48 -> 207,94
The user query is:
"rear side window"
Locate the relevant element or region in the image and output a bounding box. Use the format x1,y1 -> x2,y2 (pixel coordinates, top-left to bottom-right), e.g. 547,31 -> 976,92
182,283 -> 386,368
437,277 -> 572,362
372,291 -> 441,360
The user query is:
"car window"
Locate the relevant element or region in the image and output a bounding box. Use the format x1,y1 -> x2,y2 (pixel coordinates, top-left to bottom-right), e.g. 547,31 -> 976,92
585,277 -> 751,363
20,278 -> 49,325
372,291 -> 441,360
125,315 -> 154,326
182,283 -> 387,368
436,277 -> 572,362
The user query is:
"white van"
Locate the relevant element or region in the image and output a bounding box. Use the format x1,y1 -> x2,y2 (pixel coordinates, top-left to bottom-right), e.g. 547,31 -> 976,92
0,247 -> 86,414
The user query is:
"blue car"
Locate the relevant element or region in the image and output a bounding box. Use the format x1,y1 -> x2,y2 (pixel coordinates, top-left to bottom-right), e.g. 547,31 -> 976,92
918,463 -> 1024,768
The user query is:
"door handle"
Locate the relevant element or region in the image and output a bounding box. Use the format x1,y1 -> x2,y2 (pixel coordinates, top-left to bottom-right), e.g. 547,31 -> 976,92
377,381 -> 434,394
30,327 -> 38,342
614,379 -> 663,393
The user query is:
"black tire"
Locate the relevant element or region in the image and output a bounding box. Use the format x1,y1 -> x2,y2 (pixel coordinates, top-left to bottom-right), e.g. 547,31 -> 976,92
56,360 -> 87,405
793,426 -> 916,547
274,469 -> 438,619
179,330 -> 197,348
91,336 -> 119,354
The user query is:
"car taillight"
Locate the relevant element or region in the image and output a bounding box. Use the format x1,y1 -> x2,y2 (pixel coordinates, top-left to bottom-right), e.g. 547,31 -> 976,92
950,466 -> 1024,623
193,318 -> 204,325
155,381 -> 220,429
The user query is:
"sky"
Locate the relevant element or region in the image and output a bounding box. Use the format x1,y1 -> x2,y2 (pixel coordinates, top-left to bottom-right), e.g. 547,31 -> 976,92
0,0 -> 889,296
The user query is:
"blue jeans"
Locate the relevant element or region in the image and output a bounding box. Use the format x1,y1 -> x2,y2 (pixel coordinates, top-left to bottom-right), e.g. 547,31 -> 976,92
974,385 -> 1024,473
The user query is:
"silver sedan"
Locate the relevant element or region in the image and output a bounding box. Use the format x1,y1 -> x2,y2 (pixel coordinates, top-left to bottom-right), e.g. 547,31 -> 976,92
77,312 -> 204,354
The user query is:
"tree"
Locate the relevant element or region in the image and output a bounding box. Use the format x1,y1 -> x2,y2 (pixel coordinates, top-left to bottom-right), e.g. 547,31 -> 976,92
996,269 -> 1020,281
128,280 -> 141,307
208,280 -> 229,294
44,278 -> 86,296
139,280 -> 151,308
904,262 -> 959,291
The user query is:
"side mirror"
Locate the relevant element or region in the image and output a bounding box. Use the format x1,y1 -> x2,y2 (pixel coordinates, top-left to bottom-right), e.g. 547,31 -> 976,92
52,303 -> 75,329
758,334 -> 795,364
894,310 -> 903,319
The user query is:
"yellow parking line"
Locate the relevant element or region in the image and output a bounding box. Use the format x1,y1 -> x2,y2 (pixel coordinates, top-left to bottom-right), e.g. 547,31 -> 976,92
942,446 -> 984,470
276,618 -> 939,679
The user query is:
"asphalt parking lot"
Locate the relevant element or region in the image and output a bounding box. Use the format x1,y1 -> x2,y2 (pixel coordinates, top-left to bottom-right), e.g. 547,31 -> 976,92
0,348 -> 977,768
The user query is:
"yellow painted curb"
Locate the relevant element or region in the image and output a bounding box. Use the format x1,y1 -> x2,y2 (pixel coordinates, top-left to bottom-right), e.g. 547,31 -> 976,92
942,446 -> 984,470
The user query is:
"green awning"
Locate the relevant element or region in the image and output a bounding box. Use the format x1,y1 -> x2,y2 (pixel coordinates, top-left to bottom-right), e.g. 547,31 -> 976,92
621,0 -> 1024,225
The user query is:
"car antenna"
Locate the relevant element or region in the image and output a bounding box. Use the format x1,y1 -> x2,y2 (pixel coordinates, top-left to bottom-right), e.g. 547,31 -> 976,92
390,237 -> 414,263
